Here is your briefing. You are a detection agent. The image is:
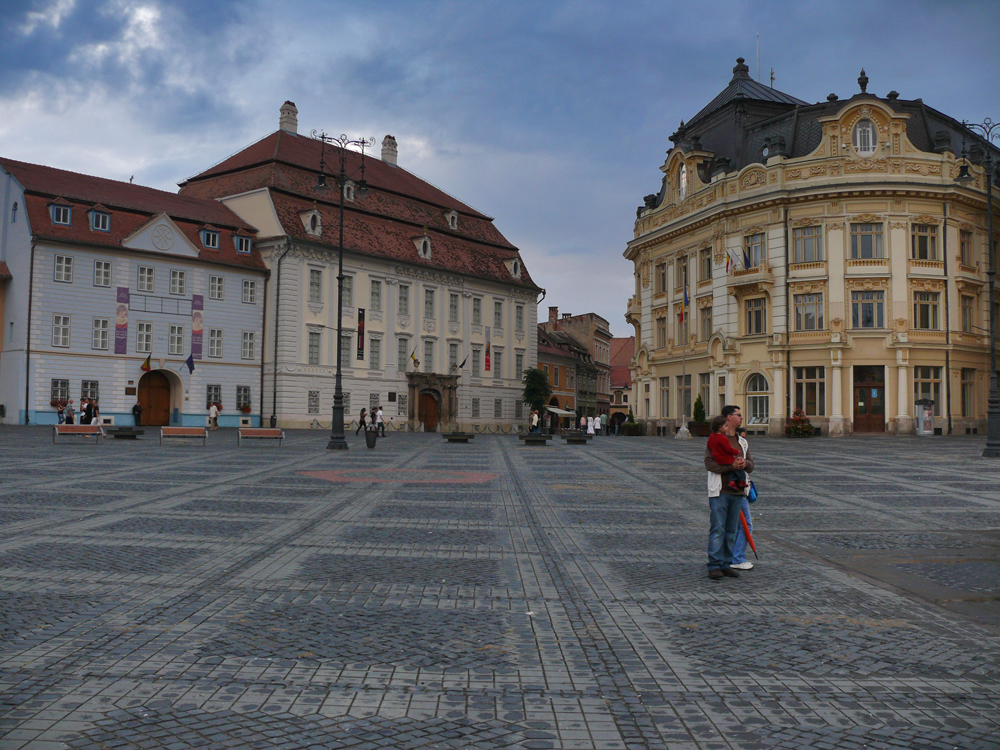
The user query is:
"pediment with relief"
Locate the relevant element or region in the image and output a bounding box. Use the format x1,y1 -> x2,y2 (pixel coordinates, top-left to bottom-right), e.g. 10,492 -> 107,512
121,214 -> 199,257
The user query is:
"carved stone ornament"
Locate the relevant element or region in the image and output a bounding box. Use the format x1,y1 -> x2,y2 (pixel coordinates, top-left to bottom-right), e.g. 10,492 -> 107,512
653,306 -> 669,319
810,165 -> 828,175
448,323 -> 460,335
792,218 -> 819,227
398,315 -> 410,327
696,295 -> 713,309
769,173 -> 778,182
369,311 -> 383,323
859,105 -> 872,119
889,221 -> 908,229
853,214 -> 882,223
640,258 -> 651,289
306,324 -> 324,333
845,277 -> 889,291
827,222 -> 845,231
713,246 -> 728,265
956,279 -> 985,293
741,170 -> 767,188
394,265 -> 465,288
829,163 -> 842,176
912,214 -> 940,225
960,222 -> 975,233
743,224 -> 765,236
423,318 -> 436,332
846,159 -> 887,172
307,302 -> 324,315
785,169 -> 802,179
789,281 -> 826,295
905,163 -> 942,176
910,278 -> 945,292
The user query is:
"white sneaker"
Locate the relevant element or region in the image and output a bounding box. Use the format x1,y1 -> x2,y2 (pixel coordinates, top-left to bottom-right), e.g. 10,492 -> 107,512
731,562 -> 754,570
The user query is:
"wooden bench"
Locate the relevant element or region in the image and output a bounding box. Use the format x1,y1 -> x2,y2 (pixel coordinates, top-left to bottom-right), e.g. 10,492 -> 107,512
159,426 -> 207,446
105,427 -> 145,440
238,428 -> 285,447
442,432 -> 475,443
517,433 -> 551,446
52,424 -> 105,444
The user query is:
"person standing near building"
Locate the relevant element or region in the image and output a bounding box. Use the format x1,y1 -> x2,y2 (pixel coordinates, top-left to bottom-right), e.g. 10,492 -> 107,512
209,402 -> 219,431
64,400 -> 75,424
579,414 -> 587,433
731,426 -> 755,571
704,405 -> 753,580
80,398 -> 93,425
132,401 -> 142,427
600,413 -> 607,436
376,406 -> 385,436
356,408 -> 367,435
91,400 -> 100,426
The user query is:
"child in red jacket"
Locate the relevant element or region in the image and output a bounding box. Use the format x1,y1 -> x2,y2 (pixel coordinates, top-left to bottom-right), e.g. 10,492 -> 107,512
707,417 -> 747,492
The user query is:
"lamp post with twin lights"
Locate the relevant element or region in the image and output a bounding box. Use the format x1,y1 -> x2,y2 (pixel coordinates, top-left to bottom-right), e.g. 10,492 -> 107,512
312,131 -> 375,451
955,118 -> 999,457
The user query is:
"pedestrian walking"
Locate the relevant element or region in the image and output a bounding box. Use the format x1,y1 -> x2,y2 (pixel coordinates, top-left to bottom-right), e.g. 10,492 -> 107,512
600,413 -> 607,436
376,406 -> 385,436
132,401 -> 142,426
81,398 -> 93,425
209,402 -> 219,430
530,410 -> 539,433
64,400 -> 75,424
355,408 -> 367,435
56,401 -> 66,424
587,416 -> 595,436
91,400 -> 100,425
704,405 -> 754,581
731,426 -> 755,571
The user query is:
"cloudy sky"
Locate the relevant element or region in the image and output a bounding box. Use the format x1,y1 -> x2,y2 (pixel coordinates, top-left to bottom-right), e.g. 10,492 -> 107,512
2,0 -> 998,335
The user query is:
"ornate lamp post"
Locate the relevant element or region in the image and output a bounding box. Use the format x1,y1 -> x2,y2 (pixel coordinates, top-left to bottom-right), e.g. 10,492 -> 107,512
312,131 -> 375,450
955,118 -> 999,457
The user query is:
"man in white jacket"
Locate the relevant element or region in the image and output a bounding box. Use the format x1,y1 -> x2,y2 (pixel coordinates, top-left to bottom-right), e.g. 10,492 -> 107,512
703,405 -> 754,580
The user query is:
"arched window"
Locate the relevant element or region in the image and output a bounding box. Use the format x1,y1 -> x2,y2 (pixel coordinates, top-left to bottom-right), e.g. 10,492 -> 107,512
853,119 -> 878,156
678,163 -> 687,201
746,373 -> 769,424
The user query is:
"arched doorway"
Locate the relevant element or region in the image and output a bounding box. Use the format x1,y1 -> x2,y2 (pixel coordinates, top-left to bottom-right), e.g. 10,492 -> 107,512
418,390 -> 440,432
138,370 -> 172,426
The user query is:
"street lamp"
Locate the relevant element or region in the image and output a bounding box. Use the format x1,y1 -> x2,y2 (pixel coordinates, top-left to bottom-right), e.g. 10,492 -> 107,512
312,131 -> 375,451
955,118 -> 999,457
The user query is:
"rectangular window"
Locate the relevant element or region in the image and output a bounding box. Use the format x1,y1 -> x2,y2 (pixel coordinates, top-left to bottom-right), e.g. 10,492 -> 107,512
206,384 -> 221,407
398,284 -> 409,315
515,352 -> 524,381
236,236 -> 252,254
395,393 -> 405,416
472,297 -> 482,325
241,331 -> 255,360
137,322 -> 152,353
424,289 -> 435,319
397,337 -> 409,373
341,334 -> 352,369
54,255 -> 73,283
700,247 -> 712,281
655,262 -> 667,294
51,378 -> 69,402
744,233 -> 765,268
309,269 -> 322,303
656,317 -> 667,349
52,205 -> 71,225
91,318 -> 110,350
210,275 -> 224,300
960,230 -> 973,266
699,372 -> 710,412
423,340 -> 434,373
515,400 -> 523,419
913,291 -> 940,330
699,306 -> 712,341
659,376 -> 670,418
472,349 -> 481,378
342,276 -> 353,307
170,269 -> 186,295
494,300 -> 504,328
370,279 -> 382,311
493,350 -> 503,379
911,224 -> 938,260
850,223 -> 884,259
81,380 -> 99,401
793,226 -> 823,263
851,290 -> 885,329
91,211 -> 109,231
913,366 -> 941,416
242,280 -> 257,304
308,331 -> 321,365
342,392 -> 351,414
962,295 -> 975,333
794,293 -> 824,331
138,266 -> 154,292
494,398 -> 503,419
745,297 -> 767,335
515,305 -> 524,332
449,342 -> 458,372
209,329 -> 223,358
369,337 -> 381,370
794,366 -> 826,416
308,391 -> 320,414
51,315 -> 70,347
676,374 -> 691,418
236,386 -> 251,409
449,293 -> 459,323
961,368 -> 975,418
677,256 -> 689,289
169,325 -> 184,355
472,397 -> 480,418
203,230 -> 219,249
93,260 -> 111,287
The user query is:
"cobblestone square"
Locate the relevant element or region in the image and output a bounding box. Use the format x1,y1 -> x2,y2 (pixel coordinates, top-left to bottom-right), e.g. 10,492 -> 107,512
1,427 -> 998,749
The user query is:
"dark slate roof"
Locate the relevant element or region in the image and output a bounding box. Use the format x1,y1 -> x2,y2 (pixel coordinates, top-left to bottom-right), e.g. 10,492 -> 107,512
686,58 -> 807,128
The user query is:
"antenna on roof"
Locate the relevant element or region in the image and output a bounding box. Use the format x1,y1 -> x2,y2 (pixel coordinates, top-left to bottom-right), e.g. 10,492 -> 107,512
770,68 -> 775,88
756,32 -> 760,82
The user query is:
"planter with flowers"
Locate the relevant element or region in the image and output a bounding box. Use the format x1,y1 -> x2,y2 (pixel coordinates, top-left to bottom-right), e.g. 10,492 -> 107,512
239,405 -> 253,414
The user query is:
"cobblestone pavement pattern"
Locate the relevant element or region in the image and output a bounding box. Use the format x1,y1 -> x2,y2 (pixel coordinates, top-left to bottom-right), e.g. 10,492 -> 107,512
1,427 -> 998,749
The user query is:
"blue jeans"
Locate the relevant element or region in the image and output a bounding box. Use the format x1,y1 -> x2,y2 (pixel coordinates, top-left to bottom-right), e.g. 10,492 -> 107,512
707,493 -> 743,570
732,496 -> 752,564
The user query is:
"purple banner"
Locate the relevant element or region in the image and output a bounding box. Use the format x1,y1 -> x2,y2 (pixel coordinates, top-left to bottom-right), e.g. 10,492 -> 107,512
115,287 -> 129,355
191,294 -> 204,360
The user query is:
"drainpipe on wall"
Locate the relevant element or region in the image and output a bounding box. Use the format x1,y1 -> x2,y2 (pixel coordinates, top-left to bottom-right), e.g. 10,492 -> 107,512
24,243 -> 35,424
258,264 -> 271,424
785,207 -> 792,428
270,240 -> 291,428
943,202 -> 952,435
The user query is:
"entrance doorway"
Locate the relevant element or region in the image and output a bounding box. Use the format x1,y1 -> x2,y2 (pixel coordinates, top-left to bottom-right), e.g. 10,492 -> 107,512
418,391 -> 439,432
138,370 -> 171,426
853,365 -> 885,433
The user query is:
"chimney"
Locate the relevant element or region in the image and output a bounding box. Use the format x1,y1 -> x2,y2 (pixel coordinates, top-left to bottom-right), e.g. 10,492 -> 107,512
381,135 -> 398,166
279,101 -> 298,134
548,306 -> 558,325
562,312 -> 572,320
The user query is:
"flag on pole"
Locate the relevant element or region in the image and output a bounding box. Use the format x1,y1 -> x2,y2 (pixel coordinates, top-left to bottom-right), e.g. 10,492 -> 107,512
484,327 -> 491,371
743,247 -> 751,270
141,355 -> 151,372
725,253 -> 732,274
680,284 -> 689,322
409,347 -> 417,363
458,355 -> 468,369
184,354 -> 195,374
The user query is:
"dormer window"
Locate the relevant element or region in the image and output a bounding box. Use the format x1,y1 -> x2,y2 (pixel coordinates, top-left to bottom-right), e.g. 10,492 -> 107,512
301,209 -> 322,237
853,119 -> 878,156
343,181 -> 355,202
52,205 -> 71,225
678,163 -> 687,201
504,257 -> 522,278
445,210 -> 458,230
414,235 -> 432,259
235,236 -> 252,254
311,215 -> 318,231
202,229 -> 220,249
90,211 -> 110,232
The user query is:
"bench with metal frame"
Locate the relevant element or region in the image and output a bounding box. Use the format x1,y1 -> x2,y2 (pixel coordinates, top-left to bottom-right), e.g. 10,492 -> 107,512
238,428 -> 285,447
52,424 -> 105,444
159,427 -> 207,446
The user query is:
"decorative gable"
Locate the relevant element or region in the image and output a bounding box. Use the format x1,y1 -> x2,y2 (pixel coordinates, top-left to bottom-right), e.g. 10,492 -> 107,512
444,210 -> 458,230
413,231 -> 431,259
504,257 -> 522,279
121,213 -> 199,257
300,206 -> 322,237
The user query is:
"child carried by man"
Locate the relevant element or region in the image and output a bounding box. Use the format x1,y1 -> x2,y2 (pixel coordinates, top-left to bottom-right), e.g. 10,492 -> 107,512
707,415 -> 748,492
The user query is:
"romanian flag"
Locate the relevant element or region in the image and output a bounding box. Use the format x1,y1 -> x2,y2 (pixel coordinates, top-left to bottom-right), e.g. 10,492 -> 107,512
726,253 -> 732,274
141,355 -> 151,372
409,347 -> 417,366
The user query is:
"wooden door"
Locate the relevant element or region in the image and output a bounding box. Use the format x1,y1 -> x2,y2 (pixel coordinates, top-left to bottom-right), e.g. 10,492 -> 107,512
853,367 -> 885,433
139,371 -> 171,426
418,393 -> 439,432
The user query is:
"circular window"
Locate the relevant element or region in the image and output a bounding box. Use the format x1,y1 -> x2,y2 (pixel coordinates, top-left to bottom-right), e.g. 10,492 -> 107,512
852,119 -> 878,156
678,163 -> 687,201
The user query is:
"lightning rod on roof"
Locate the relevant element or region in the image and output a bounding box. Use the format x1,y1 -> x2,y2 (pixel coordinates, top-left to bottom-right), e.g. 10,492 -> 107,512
756,32 -> 760,82
770,68 -> 775,88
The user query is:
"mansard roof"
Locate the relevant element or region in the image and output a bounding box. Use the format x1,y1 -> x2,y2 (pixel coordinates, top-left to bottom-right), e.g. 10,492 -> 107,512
685,57 -> 806,129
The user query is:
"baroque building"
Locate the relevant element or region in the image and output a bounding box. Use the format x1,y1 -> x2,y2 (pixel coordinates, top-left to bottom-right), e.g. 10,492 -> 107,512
179,103 -> 541,430
625,59 -> 998,436
0,158 -> 266,427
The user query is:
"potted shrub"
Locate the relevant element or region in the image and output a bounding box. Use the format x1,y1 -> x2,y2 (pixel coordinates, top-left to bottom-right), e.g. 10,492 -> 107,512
785,408 -> 814,437
239,404 -> 252,414
688,395 -> 711,436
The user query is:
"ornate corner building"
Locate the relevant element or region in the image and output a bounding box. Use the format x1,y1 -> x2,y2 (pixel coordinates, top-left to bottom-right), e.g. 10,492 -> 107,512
625,59 -> 998,436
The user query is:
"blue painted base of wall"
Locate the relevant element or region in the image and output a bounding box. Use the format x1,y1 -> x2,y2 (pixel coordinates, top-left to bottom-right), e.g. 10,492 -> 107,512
25,412 -> 259,428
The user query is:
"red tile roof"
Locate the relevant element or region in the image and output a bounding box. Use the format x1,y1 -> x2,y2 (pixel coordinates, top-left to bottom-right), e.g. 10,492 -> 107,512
1,158 -> 265,272
0,262 -> 10,280
610,336 -> 634,389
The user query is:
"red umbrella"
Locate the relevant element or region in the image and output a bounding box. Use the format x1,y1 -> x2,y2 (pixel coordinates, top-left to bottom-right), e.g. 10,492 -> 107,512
740,509 -> 758,560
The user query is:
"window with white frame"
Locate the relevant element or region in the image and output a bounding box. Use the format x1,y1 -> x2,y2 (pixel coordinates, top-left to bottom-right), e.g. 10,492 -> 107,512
210,275 -> 224,300
424,289 -> 435,319
138,266 -> 154,292
699,306 -> 712,341
850,223 -> 884,259
342,392 -> 351,414
308,331 -> 321,365
678,162 -> 687,200
449,342 -> 458,372
793,226 -> 823,263
170,270 -> 186,295
515,305 -> 524,332
236,236 -> 252,254
398,284 -> 409,315
744,233 -> 765,268
423,340 -> 434,372
654,262 -> 667,294
515,399 -> 523,419
659,377 -> 670,418
449,293 -> 459,323
851,290 -> 885,328
396,393 -> 406,416
699,372 -> 711,412
494,398 -> 503,419
656,317 -> 666,349
341,334 -> 352,369
472,349 -> 481,378
794,366 -> 826,416
93,260 -> 111,287
202,230 -> 219,249
369,337 -> 381,370
236,385 -> 251,409
241,331 -> 255,360
81,380 -> 99,401
700,247 -> 712,281
309,269 -> 322,303
54,255 -> 73,283
960,230 -> 973,266
341,276 -> 353,307
91,211 -> 110,232
553,365 -> 559,387
676,256 -> 689,290
911,225 -> 938,260
853,119 -> 878,156
494,300 -> 504,328
91,318 -> 109,350
242,280 -> 257,304
472,397 -> 480,418
168,325 -> 184,355
745,297 -> 767,335
676,373 -> 691,419
51,315 -> 70,347
961,368 -> 975,417
137,322 -> 152,353
370,279 -> 382,311
209,328 -> 223,357
472,297 -> 482,325
515,352 -> 524,381
914,366 -> 941,416
493,349 -> 502,379
51,378 -> 69,402
397,337 -> 409,373
52,205 -> 71,225
308,391 -> 320,414
913,291 -> 940,330
794,293 -> 824,331
746,373 -> 770,424
962,295 -> 975,333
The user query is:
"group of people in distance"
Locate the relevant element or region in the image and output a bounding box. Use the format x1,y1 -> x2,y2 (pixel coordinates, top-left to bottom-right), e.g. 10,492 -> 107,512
56,398 -> 100,426
356,406 -> 386,436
